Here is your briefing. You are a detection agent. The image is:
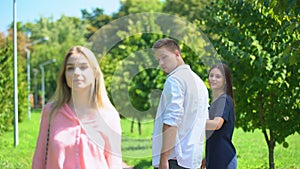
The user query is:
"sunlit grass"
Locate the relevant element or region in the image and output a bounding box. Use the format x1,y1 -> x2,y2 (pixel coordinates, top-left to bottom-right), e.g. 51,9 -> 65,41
122,118 -> 300,169
0,109 -> 41,169
0,110 -> 299,169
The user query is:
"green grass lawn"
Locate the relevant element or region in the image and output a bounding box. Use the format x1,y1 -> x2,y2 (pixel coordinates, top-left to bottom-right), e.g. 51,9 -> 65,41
122,117 -> 300,169
0,110 -> 299,169
0,109 -> 41,169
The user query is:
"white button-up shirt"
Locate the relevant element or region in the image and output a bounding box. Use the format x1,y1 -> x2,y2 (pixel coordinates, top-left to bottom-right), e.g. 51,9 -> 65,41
152,64 -> 209,169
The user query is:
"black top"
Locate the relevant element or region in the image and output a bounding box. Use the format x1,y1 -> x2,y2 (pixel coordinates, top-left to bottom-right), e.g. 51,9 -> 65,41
206,94 -> 236,169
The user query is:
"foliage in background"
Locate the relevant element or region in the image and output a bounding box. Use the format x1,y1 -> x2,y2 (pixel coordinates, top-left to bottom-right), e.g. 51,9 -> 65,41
197,0 -> 300,168
163,0 -> 212,21
0,39 -> 27,134
81,8 -> 113,40
23,16 -> 88,103
86,10 -> 165,133
116,0 -> 163,17
82,2 -> 165,128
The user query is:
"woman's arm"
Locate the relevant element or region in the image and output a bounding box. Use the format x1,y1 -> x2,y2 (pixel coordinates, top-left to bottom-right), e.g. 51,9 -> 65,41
206,117 -> 224,130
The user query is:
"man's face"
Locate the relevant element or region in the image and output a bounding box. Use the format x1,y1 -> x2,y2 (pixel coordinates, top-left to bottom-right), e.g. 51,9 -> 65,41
154,47 -> 179,74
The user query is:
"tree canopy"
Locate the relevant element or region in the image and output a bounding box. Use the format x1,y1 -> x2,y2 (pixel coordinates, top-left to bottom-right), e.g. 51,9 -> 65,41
197,0 -> 300,168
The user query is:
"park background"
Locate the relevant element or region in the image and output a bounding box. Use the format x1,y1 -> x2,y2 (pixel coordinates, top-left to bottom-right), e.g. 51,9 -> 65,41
0,0 -> 299,169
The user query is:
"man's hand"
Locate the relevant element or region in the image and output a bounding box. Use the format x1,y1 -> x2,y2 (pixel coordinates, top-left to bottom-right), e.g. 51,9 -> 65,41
200,158 -> 206,169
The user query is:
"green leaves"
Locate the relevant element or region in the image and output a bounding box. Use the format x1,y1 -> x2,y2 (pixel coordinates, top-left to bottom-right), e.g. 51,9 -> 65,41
198,3 -> 299,167
0,43 -> 27,134
25,16 -> 88,103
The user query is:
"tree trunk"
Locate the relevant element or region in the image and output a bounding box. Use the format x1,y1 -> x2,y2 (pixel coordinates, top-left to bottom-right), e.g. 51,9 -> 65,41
262,129 -> 275,169
138,120 -> 142,135
130,117 -> 142,135
268,143 -> 275,169
259,93 -> 275,169
268,93 -> 275,169
130,117 -> 134,133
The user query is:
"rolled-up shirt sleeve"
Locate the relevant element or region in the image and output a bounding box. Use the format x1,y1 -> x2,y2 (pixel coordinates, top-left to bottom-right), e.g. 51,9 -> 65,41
162,77 -> 184,127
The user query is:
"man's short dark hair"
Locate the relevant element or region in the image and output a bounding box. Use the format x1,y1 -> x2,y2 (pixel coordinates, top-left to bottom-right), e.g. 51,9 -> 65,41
152,38 -> 181,52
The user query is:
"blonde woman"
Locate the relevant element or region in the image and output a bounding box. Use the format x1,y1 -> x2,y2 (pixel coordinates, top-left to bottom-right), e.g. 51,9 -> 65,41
32,46 -> 122,169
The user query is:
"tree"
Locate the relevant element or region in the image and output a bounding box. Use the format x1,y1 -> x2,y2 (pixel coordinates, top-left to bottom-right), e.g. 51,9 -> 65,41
198,0 -> 300,168
81,8 -> 113,39
0,36 -> 27,134
163,0 -> 212,21
115,0 -> 163,18
7,22 -> 28,57
84,1 -> 164,135
23,16 -> 87,105
89,16 -> 164,135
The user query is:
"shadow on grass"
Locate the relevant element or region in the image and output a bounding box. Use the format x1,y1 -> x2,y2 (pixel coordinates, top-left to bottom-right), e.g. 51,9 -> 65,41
133,159 -> 152,169
122,144 -> 152,151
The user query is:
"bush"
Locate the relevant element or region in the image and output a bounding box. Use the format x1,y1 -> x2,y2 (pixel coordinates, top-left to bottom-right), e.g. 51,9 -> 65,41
0,43 -> 27,134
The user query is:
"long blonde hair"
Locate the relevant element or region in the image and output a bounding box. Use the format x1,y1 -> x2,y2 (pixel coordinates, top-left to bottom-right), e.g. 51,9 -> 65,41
48,46 -> 109,122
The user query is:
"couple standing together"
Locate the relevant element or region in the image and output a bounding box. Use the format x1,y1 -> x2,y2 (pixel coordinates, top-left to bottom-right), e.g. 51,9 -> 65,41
32,38 -> 236,169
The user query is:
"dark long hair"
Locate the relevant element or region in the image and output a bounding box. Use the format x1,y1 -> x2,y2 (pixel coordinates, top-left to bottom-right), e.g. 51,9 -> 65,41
209,63 -> 235,115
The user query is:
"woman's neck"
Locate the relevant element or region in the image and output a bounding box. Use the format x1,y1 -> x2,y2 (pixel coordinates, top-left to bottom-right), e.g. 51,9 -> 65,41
212,89 -> 225,101
69,90 -> 95,109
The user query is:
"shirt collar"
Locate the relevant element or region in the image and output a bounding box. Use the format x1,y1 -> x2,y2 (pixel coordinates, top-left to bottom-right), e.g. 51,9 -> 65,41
167,64 -> 190,77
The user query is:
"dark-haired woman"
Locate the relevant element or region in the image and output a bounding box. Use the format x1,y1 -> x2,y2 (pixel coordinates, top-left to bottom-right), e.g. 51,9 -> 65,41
202,63 -> 237,169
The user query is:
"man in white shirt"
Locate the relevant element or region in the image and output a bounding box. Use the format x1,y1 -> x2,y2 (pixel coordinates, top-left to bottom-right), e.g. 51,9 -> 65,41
152,38 -> 209,169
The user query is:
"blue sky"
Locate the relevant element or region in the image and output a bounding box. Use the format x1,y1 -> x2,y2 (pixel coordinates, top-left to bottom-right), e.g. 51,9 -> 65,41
1,0 -> 121,33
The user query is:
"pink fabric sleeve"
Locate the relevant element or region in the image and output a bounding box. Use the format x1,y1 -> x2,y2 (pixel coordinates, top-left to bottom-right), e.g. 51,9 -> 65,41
32,104 -> 51,169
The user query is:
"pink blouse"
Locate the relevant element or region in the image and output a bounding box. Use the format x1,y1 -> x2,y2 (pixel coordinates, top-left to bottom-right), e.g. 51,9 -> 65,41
32,104 -> 122,169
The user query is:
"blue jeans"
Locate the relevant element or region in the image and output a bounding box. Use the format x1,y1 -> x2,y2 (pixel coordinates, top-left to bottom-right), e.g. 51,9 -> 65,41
154,160 -> 188,169
227,155 -> 237,169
